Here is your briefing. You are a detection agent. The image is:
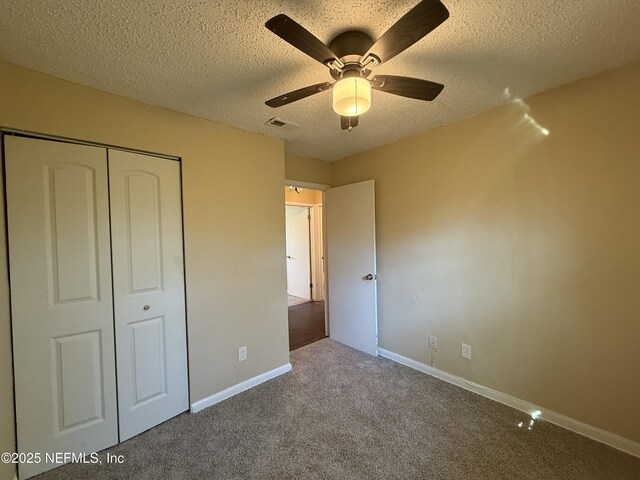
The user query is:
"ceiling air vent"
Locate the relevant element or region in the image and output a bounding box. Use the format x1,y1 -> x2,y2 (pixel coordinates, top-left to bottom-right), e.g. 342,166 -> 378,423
265,117 -> 299,130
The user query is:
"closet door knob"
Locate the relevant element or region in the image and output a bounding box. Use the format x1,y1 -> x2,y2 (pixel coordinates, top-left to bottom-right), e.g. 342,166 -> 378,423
143,305 -> 151,311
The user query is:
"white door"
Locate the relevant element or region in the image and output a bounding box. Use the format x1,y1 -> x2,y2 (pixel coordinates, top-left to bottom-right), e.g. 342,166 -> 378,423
286,205 -> 311,300
325,180 -> 378,355
6,136 -> 118,479
108,149 -> 189,440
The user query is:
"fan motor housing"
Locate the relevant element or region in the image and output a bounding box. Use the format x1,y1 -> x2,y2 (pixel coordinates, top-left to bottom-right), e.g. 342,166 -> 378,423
329,30 -> 373,61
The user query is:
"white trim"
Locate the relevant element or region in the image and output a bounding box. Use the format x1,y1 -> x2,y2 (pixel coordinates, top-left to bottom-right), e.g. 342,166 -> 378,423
190,363 -> 292,413
309,205 -> 324,302
322,189 -> 329,337
1,128 -> 180,161
378,348 -> 640,459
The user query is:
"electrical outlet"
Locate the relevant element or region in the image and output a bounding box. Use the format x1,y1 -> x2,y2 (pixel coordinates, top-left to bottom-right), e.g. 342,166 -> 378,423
461,343 -> 472,360
238,346 -> 247,362
429,336 -> 438,350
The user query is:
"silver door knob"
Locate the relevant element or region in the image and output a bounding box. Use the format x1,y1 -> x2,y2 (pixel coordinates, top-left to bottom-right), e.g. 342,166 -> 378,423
143,305 -> 151,311
364,274 -> 377,281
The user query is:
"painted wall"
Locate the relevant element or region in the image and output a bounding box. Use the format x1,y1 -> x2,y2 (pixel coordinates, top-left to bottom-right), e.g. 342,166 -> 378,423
285,152 -> 331,185
284,187 -> 323,204
331,62 -> 640,444
0,60 -> 290,477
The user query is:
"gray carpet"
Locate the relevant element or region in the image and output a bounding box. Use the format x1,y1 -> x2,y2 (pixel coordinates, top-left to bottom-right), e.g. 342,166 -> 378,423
36,339 -> 640,479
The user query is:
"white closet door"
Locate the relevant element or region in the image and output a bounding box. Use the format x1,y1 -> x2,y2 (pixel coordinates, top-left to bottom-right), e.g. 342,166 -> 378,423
108,149 -> 189,440
5,136 -> 118,479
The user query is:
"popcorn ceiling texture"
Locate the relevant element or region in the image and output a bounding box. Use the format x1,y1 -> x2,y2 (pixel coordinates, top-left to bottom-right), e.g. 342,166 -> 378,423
0,0 -> 639,161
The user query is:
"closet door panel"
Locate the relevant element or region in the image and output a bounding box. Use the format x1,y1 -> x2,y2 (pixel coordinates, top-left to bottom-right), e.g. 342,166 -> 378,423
5,136 -> 118,479
108,149 -> 189,440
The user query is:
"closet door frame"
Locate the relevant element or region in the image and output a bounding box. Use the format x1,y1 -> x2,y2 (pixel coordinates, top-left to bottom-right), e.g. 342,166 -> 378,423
1,128 -> 191,475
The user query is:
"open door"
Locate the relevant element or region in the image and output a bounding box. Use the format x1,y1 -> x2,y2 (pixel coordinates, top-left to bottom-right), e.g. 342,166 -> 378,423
325,180 -> 378,355
286,205 -> 312,300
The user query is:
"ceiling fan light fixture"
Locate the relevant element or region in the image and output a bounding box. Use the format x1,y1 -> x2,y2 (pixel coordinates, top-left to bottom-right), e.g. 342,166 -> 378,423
265,1 -> 450,127
332,77 -> 371,116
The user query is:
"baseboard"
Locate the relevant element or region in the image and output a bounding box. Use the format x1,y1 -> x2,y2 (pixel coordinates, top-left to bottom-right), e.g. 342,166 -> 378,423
190,363 -> 292,413
378,348 -> 640,459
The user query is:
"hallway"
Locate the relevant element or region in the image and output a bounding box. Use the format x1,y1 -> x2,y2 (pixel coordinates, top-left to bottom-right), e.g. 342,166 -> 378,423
288,301 -> 326,350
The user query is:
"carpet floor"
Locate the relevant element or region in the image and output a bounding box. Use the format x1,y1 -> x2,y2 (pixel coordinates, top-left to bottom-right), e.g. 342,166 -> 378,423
35,339 -> 640,479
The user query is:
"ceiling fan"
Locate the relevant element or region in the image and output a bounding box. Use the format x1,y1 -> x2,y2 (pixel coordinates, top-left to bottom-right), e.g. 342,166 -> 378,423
264,0 -> 449,131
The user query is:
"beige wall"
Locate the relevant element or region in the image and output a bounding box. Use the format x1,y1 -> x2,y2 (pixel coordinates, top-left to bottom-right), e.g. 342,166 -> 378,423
285,152 -> 331,185
0,60 -> 290,477
284,187 -> 323,204
331,62 -> 640,443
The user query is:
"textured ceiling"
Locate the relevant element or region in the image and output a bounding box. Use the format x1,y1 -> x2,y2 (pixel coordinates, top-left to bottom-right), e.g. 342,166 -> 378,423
1,1 -> 639,161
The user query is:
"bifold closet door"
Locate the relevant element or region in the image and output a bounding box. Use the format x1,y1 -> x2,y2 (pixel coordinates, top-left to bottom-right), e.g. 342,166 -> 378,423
5,136 -> 119,479
108,149 -> 189,440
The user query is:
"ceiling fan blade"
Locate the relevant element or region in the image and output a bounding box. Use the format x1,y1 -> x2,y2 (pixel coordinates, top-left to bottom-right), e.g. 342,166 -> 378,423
340,115 -> 359,130
364,0 -> 449,66
266,14 -> 339,65
266,82 -> 332,108
372,75 -> 444,101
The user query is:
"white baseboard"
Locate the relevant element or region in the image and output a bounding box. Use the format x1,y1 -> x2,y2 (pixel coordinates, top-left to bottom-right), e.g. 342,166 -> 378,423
378,348 -> 640,459
190,363 -> 292,413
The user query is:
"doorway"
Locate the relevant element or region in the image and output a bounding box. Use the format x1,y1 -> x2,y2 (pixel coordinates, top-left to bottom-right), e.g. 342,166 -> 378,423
285,185 -> 327,350
284,179 -> 379,357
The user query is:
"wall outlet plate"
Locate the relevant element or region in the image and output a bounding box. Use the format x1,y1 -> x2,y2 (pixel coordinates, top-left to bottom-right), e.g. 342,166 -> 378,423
461,343 -> 472,360
238,346 -> 247,362
429,336 -> 438,350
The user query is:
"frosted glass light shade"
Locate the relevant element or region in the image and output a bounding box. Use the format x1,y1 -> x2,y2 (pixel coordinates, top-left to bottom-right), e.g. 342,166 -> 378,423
332,77 -> 371,116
